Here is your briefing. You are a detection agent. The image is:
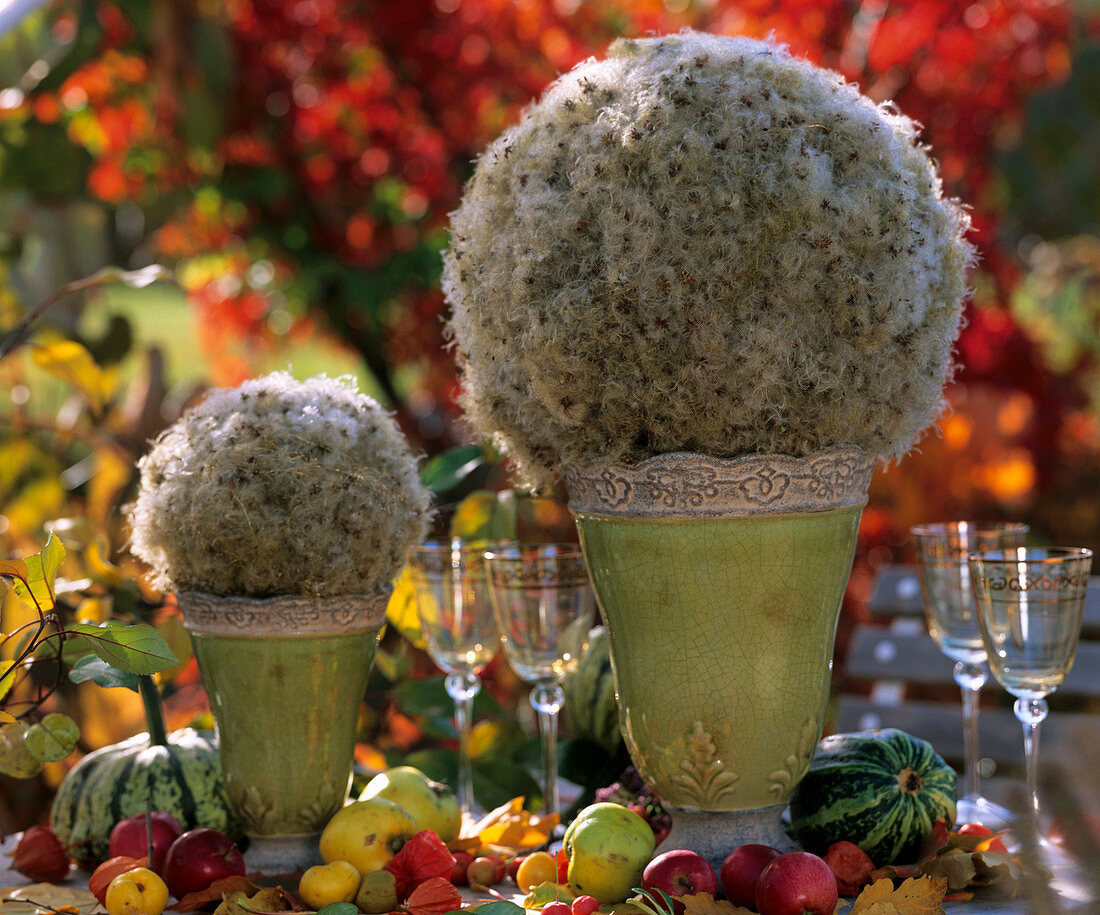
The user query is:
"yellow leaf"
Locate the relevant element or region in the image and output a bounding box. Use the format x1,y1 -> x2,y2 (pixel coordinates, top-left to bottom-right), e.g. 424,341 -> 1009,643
0,559 -> 29,585
75,597 -> 108,623
0,660 -> 17,704
470,796 -> 559,855
88,446 -> 132,531
0,711 -> 16,724
85,538 -> 124,586
681,893 -> 756,915
31,338 -> 114,414
386,565 -> 424,647
849,877 -> 947,915
450,491 -> 500,541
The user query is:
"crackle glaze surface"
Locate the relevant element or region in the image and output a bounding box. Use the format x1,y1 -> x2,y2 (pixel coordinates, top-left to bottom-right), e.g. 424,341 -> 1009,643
574,505 -> 862,811
179,592 -> 386,842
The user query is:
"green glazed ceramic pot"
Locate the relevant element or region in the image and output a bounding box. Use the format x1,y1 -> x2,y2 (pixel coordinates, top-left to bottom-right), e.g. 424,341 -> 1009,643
563,446 -> 875,865
178,589 -> 389,874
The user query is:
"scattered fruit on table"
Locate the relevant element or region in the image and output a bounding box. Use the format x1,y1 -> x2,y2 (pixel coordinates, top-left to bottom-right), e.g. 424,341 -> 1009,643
89,856 -> 150,905
298,860 -> 362,909
563,801 -> 657,903
104,866 -> 170,915
822,840 -> 875,896
515,850 -> 559,892
355,869 -> 400,914
320,797 -> 419,875
108,812 -> 184,874
10,824 -> 71,883
719,844 -> 780,909
466,855 -> 506,889
50,729 -> 238,867
541,902 -> 572,915
161,828 -> 245,899
359,766 -> 461,843
641,849 -> 717,912
754,851 -> 838,915
788,728 -> 958,866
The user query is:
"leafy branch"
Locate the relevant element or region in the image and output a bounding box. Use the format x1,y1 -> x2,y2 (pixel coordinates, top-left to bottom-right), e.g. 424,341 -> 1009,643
0,533 -> 178,777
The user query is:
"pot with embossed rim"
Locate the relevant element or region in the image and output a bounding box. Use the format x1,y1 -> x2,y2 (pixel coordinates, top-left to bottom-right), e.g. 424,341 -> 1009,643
562,446 -> 874,871
177,589 -> 390,875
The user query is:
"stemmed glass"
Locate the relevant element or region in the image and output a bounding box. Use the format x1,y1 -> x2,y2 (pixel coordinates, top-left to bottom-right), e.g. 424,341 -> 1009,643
911,521 -> 1029,827
968,546 -> 1093,846
484,543 -> 596,823
407,540 -> 500,818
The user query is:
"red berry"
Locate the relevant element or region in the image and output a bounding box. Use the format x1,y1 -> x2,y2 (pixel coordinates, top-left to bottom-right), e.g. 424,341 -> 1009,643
572,894 -> 600,915
543,902 -> 572,915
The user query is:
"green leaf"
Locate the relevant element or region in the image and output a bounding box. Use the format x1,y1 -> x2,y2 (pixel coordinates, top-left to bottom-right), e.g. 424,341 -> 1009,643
24,712 -> 79,763
69,621 -> 179,674
316,904 -> 358,915
68,654 -> 141,691
419,445 -> 486,494
9,533 -> 65,612
0,722 -> 44,779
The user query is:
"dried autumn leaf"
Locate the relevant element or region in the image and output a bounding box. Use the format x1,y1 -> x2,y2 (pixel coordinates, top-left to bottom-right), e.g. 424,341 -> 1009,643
680,892 -> 756,915
174,876 -> 260,912
0,884 -> 99,915
214,886 -> 299,915
403,876 -> 461,915
848,876 -> 947,915
470,798 -> 558,854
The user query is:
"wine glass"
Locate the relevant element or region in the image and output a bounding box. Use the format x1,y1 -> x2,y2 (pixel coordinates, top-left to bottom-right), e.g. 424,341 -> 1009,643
911,521 -> 1029,828
484,543 -> 596,823
968,546 -> 1093,846
407,539 -> 500,817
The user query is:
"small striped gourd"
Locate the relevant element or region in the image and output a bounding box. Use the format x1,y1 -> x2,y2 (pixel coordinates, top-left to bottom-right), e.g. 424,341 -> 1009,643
563,626 -> 622,756
50,677 -> 238,865
788,728 -> 957,866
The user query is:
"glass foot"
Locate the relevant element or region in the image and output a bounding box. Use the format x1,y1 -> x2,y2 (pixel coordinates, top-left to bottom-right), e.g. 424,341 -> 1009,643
956,795 -> 1015,832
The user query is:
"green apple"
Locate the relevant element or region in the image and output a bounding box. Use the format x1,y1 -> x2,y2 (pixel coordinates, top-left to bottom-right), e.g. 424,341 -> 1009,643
358,766 -> 462,842
319,797 -> 418,875
564,802 -> 656,904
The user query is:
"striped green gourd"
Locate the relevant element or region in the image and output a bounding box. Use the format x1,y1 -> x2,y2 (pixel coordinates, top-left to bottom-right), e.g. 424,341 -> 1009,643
563,626 -> 622,756
788,728 -> 957,866
50,676 -> 238,865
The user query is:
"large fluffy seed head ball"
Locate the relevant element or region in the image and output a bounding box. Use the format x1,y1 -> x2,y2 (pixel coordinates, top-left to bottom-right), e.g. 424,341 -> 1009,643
444,31 -> 973,490
128,372 -> 431,598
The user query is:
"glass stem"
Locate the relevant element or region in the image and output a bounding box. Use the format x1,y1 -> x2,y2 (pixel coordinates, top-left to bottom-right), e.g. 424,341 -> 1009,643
953,661 -> 987,801
530,680 -> 565,821
446,669 -> 481,817
1014,696 -> 1048,843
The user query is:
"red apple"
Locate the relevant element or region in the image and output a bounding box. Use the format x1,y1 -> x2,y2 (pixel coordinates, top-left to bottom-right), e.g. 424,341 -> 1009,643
161,828 -> 245,899
450,850 -> 474,886
642,849 -> 718,914
755,852 -> 837,915
720,844 -> 780,908
108,812 -> 184,873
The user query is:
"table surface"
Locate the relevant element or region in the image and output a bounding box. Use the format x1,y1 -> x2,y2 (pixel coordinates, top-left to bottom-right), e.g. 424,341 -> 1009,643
0,834 -> 1094,915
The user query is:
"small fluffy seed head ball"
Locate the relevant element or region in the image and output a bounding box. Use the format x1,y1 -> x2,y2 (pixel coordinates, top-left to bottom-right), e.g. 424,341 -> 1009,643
128,372 -> 431,598
443,31 -> 974,490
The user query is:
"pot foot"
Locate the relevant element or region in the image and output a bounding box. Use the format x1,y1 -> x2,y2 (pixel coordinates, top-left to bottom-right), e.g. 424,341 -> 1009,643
243,832 -> 323,877
657,804 -> 797,875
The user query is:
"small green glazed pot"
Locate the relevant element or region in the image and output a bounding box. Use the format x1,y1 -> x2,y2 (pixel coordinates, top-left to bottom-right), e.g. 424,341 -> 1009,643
178,589 -> 389,874
563,446 -> 874,865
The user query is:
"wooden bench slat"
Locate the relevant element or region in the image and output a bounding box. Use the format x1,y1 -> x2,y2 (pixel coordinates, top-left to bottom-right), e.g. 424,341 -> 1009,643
868,566 -> 1100,637
844,627 -> 1100,699
833,696 -> 1100,773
